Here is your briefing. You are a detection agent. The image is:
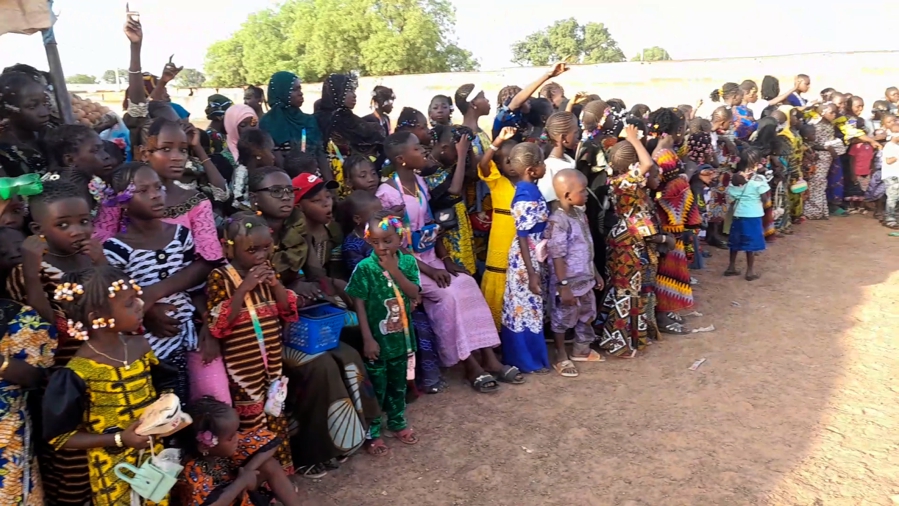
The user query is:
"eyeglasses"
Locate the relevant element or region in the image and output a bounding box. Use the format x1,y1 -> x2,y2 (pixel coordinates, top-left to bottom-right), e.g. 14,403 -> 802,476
255,185 -> 294,199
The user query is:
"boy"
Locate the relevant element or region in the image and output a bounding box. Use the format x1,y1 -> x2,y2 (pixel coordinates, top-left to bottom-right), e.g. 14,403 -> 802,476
547,169 -> 604,372
881,117 -> 899,228
787,74 -> 811,107
886,87 -> 899,114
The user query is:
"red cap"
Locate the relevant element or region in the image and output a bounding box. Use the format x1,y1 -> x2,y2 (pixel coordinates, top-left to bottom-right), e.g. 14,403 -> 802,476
292,173 -> 339,205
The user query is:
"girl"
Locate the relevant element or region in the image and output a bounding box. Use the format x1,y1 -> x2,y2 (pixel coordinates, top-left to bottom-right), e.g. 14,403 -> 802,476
362,85 -> 395,137
706,106 -> 738,248
376,132 -> 521,393
0,70 -> 50,177
341,190 -> 383,272
600,126 -> 661,357
224,104 -> 259,164
477,127 -> 519,328
806,103 -> 846,219
500,142 -> 551,375
455,84 -> 492,158
647,108 -> 700,334
346,210 -> 422,454
428,95 -> 454,127
537,112 -> 579,205
343,155 -> 379,194
711,82 -> 755,141
395,107 -> 432,149
103,162 -> 209,401
43,265 -> 179,506
839,96 -> 882,213
232,128 -> 276,210
424,124 -> 476,273
207,212 -> 297,473
180,397 -> 301,506
258,71 -> 327,177
204,94 -> 233,163
492,64 -> 569,141
725,149 -> 770,281
42,125 -> 115,215
777,106 -> 806,225
244,85 -> 266,118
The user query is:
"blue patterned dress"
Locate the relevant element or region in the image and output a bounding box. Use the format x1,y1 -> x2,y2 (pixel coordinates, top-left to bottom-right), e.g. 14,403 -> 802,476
500,182 -> 550,373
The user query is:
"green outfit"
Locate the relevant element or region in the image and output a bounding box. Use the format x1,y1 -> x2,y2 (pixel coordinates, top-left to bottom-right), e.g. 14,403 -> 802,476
259,71 -> 323,153
345,251 -> 419,438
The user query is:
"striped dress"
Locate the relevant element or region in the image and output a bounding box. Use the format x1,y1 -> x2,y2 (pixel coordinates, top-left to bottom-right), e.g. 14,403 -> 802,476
103,224 -> 198,401
207,265 -> 299,473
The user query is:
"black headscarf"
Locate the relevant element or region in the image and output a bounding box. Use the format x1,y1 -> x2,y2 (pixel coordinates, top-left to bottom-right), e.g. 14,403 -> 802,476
316,74 -> 384,154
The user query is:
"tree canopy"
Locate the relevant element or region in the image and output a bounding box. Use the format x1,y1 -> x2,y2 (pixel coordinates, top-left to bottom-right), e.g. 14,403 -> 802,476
205,0 -> 478,87
101,69 -> 128,84
511,18 -> 625,67
631,47 -> 672,62
65,74 -> 98,84
175,69 -> 207,88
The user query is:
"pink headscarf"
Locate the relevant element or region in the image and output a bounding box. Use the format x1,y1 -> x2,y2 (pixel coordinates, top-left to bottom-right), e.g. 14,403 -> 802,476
224,104 -> 258,159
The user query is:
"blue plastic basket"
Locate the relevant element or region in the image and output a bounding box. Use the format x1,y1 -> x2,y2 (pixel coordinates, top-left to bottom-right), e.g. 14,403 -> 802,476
284,303 -> 346,354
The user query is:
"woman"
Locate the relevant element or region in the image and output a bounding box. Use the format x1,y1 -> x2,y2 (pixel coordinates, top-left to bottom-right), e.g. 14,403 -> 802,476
244,84 -> 267,118
0,71 -> 50,177
224,104 -> 259,162
362,85 -> 395,137
455,83 -> 493,269
204,93 -> 233,162
248,166 -> 378,477
316,74 -> 386,194
259,71 -> 327,177
778,105 -> 805,224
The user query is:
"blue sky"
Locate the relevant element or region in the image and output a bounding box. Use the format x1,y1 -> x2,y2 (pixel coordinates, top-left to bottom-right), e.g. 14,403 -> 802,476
1,0 -> 897,78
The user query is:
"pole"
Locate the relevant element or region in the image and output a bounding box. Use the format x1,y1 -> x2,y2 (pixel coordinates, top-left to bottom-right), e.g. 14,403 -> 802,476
41,0 -> 74,125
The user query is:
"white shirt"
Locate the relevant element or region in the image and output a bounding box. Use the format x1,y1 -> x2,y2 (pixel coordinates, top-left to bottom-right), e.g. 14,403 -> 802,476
882,139 -> 899,180
538,154 -> 576,202
748,99 -> 769,119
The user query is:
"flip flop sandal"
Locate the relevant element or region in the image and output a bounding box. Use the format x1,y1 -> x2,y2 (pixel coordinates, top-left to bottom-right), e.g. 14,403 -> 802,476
569,349 -> 605,362
365,440 -> 390,457
471,373 -> 500,393
490,365 -> 526,384
532,367 -> 553,374
553,360 -> 579,377
298,463 -> 329,478
666,312 -> 685,324
889,232 -> 899,237
390,428 -> 419,445
724,269 -> 742,277
660,322 -> 689,335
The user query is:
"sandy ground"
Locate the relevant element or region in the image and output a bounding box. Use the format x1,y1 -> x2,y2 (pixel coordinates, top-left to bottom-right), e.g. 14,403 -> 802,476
299,216 -> 899,506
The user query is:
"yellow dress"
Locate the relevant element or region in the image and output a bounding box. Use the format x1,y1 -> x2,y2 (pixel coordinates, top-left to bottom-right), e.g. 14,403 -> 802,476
479,160 -> 516,329
44,350 -> 173,506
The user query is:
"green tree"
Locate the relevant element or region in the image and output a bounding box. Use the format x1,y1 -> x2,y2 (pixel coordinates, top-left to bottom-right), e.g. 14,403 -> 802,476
511,18 -> 625,66
204,0 -> 478,86
65,74 -> 98,85
101,69 -> 129,84
631,47 -> 672,62
174,68 -> 207,88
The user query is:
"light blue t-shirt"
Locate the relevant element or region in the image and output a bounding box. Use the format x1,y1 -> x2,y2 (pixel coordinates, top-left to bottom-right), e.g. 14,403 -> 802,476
727,176 -> 770,218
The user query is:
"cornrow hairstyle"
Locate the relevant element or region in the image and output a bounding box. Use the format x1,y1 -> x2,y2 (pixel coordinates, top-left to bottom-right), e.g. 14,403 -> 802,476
711,106 -> 733,123
608,140 -> 638,174
0,71 -> 43,119
395,107 -> 425,130
43,124 -> 97,168
581,99 -> 610,131
710,82 -> 740,102
182,396 -> 237,457
737,146 -> 764,172
236,127 -> 272,166
526,98 -> 554,128
760,76 -> 780,101
371,85 -> 394,106
630,104 -> 651,119
430,94 -> 453,109
141,117 -> 183,148
645,107 -> 683,154
497,86 -> 522,107
740,80 -> 758,93
688,117 -> 705,134
454,84 -> 478,115
246,85 -> 265,101
220,211 -> 268,259
509,142 -> 544,173
367,208 -> 402,233
343,154 -> 373,180
110,162 -> 152,195
248,166 -> 287,192
606,98 -> 627,113
384,131 -> 415,163
282,151 -> 317,179
544,111 -> 577,143
57,265 -> 131,331
28,177 -> 90,220
539,82 -> 564,101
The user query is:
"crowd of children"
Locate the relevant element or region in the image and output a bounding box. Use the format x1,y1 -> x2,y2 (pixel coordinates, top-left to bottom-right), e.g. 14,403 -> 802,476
0,11 -> 895,505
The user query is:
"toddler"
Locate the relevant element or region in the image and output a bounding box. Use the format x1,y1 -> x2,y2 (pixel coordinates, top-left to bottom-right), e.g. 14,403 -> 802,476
725,151 -> 771,281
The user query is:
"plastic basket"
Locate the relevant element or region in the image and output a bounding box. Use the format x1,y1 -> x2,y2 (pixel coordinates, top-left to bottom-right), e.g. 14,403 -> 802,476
284,303 -> 346,354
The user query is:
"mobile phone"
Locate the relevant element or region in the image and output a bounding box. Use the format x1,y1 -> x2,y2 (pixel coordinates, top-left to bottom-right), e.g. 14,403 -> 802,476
126,3 -> 139,22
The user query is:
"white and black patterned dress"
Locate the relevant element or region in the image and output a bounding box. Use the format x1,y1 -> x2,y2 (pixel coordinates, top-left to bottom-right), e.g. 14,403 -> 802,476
103,225 -> 198,399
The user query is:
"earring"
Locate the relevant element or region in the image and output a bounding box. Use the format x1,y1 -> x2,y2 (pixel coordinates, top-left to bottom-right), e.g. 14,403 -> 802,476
402,162 -> 406,167
39,234 -> 45,239
256,210 -> 262,216
92,317 -> 107,329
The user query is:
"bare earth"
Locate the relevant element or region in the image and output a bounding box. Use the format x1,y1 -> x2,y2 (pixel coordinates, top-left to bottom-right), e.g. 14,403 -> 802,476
301,217 -> 899,506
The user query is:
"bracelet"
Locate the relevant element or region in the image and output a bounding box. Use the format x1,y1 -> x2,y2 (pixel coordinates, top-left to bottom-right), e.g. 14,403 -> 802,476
198,158 -> 211,165
489,144 -> 500,152
0,354 -> 8,377
440,256 -> 452,262
127,69 -> 142,74
114,432 -> 124,448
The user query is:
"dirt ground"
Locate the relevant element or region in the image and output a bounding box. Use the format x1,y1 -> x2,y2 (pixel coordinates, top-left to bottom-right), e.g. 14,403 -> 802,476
301,217 -> 899,506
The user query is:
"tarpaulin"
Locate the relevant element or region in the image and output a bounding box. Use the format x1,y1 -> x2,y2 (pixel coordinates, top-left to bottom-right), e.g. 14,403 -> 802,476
0,0 -> 52,37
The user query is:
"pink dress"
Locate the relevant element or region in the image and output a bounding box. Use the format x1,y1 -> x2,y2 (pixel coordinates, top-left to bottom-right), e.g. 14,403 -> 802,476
376,178 -> 499,367
93,192 -> 224,262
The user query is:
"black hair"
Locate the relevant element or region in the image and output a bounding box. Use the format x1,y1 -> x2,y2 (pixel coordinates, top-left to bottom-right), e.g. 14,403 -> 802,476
873,100 -> 891,111
630,104 -> 651,118
848,95 -> 865,111
581,100 -> 610,131
371,85 -> 394,106
539,82 -> 564,101
606,98 -> 626,113
221,211 -> 269,259
497,86 -> 521,106
454,84 -> 477,115
544,111 -> 577,143
608,140 -> 638,174
384,131 -> 415,162
110,161 -> 154,194
147,100 -> 176,119
246,85 -> 265,100
526,98 -> 554,128
711,106 -> 733,123
282,151 -> 317,179
509,142 -> 544,174
796,74 -> 810,82
430,94 -> 453,109
710,82 -> 740,102
236,127 -> 272,166
760,105 -> 779,118
645,107 -> 684,153
759,76 -> 779,101
57,265 -> 132,329
28,178 -> 90,221
182,396 -> 238,457
820,88 -> 837,101
248,166 -> 288,192
750,117 -> 785,157
103,140 -> 126,167
740,80 -> 758,93
146,117 -> 182,141
0,71 -> 42,119
342,189 -> 380,234
343,154 -> 374,179
799,123 -> 816,138
737,146 -> 764,172
43,124 -> 97,168
395,107 -> 426,130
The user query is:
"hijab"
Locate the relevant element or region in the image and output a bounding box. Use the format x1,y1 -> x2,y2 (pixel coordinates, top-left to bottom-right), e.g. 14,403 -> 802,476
777,105 -> 797,143
224,104 -> 258,159
316,74 -> 385,153
205,94 -> 233,121
259,71 -> 322,150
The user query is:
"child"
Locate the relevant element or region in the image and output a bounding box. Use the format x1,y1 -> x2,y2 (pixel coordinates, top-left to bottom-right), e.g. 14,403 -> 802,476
0,71 -> 50,177
103,162 -> 209,401
537,111 -> 579,205
43,124 -> 115,211
882,118 -> 899,228
42,265 -> 179,506
180,397 -> 301,506
548,169 -> 605,376
207,213 -> 299,473
867,114 -> 895,218
501,142 -> 551,375
294,172 -> 349,285
428,95 -> 454,127
886,86 -> 899,114
345,210 -> 422,455
725,152 -> 771,281
343,155 -> 380,194
477,127 -> 519,328
395,107 -> 432,148
342,190 -> 383,271
799,123 -> 824,219
376,132 -> 519,393
232,128 -> 276,210
492,64 -> 569,141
